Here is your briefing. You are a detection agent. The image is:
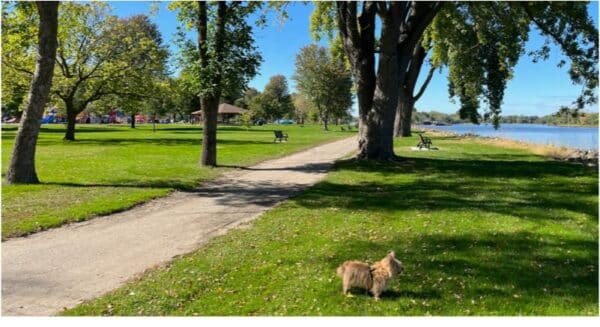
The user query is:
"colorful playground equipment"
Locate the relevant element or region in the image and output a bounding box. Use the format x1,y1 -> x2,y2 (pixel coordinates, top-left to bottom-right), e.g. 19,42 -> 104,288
41,108 -> 58,124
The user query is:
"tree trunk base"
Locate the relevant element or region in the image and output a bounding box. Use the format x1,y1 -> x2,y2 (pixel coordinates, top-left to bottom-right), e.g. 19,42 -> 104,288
353,152 -> 404,163
355,149 -> 402,162
5,169 -> 40,185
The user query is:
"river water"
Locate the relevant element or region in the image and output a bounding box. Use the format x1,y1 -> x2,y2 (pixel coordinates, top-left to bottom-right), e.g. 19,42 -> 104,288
419,123 -> 599,150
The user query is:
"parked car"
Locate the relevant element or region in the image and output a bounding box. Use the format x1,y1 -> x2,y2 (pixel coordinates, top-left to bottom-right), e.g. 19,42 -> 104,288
275,119 -> 295,125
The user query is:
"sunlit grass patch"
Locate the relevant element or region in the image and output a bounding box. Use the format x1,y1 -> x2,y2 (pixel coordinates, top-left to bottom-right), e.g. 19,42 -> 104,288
64,134 -> 598,315
1,123 -> 350,238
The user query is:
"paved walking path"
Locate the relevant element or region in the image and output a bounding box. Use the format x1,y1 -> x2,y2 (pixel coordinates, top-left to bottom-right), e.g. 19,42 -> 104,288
2,137 -> 356,316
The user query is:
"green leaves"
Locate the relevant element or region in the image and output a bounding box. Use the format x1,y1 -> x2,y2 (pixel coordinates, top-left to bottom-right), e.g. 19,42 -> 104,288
254,75 -> 294,121
293,44 -> 353,127
2,1 -> 169,123
310,2 -> 337,42
170,1 -> 262,101
424,2 -> 598,128
519,1 -> 598,110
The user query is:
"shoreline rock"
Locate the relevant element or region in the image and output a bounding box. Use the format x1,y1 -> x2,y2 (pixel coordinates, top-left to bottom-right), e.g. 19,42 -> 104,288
564,149 -> 599,167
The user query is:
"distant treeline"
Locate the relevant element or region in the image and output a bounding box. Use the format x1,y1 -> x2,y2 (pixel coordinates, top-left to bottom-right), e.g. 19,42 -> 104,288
412,108 -> 599,126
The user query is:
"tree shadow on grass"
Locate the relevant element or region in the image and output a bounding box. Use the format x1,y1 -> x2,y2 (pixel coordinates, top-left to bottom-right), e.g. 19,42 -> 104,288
325,232 -> 597,307
338,155 -> 596,178
33,137 -> 278,147
386,289 -> 442,300
294,156 -> 598,221
217,126 -> 280,133
40,179 -> 197,190
36,160 -> 334,207
216,162 -> 332,173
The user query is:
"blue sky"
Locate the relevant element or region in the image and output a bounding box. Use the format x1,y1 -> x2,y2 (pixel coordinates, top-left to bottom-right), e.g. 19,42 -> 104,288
110,0 -> 599,116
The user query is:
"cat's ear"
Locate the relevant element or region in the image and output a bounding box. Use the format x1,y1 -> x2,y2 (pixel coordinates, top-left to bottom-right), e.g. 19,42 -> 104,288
388,250 -> 396,258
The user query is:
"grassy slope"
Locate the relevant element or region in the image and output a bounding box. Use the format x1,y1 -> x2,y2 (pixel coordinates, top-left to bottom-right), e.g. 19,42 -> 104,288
1,124 -> 351,239
64,134 -> 598,316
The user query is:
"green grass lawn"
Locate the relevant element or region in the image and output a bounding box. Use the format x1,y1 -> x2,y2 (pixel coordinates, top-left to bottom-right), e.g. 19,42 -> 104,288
63,134 -> 598,316
1,123 -> 352,239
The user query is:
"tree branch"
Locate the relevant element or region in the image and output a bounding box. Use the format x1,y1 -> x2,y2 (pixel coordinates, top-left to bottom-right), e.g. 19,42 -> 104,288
414,63 -> 435,101
2,59 -> 34,76
405,43 -> 427,92
518,3 -> 581,57
57,49 -> 72,78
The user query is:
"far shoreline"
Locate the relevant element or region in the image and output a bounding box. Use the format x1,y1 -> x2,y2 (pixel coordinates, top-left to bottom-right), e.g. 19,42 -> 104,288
417,122 -> 598,129
416,127 -> 598,167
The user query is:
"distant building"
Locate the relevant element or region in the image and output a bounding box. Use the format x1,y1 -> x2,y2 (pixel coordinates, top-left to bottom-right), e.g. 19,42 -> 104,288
191,103 -> 248,124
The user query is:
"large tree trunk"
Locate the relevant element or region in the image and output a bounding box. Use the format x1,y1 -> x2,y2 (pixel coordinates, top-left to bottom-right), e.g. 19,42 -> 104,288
201,98 -> 218,166
131,113 -> 136,128
356,5 -> 401,161
394,90 -> 414,137
336,2 -> 381,160
5,2 -> 59,184
336,2 -> 442,159
64,104 -> 77,141
197,1 -> 225,166
393,4 -> 442,138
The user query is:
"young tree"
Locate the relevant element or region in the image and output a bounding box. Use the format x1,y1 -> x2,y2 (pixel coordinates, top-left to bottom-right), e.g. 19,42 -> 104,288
293,45 -> 353,130
171,73 -> 201,122
5,2 -> 59,184
170,1 -> 262,166
292,93 -> 312,125
259,75 -> 294,122
312,2 -> 597,159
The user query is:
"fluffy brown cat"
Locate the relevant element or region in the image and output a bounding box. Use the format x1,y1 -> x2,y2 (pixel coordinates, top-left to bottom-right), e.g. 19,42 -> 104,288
336,251 -> 404,301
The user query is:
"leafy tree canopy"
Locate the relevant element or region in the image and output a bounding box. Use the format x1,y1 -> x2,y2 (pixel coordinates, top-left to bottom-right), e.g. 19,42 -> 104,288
169,1 -> 263,102
293,44 -> 353,130
311,1 -> 598,128
2,2 -> 169,138
426,1 -> 598,127
259,75 -> 294,121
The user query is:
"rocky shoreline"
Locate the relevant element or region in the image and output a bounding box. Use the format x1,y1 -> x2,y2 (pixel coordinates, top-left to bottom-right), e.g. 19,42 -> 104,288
563,149 -> 599,167
425,130 -> 599,167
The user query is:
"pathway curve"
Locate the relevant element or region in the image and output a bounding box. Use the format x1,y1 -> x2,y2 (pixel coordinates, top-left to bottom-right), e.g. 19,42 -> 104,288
2,137 -> 356,316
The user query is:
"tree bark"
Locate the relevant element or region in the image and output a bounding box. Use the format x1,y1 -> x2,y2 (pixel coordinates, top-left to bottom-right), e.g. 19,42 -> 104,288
394,90 -> 414,137
131,113 -> 136,128
197,1 -> 225,166
6,2 -> 59,184
393,3 -> 442,138
337,2 -> 388,160
64,108 -> 77,141
361,5 -> 401,160
201,98 -> 218,165
345,3 -> 402,161
152,112 -> 156,132
394,44 -> 436,137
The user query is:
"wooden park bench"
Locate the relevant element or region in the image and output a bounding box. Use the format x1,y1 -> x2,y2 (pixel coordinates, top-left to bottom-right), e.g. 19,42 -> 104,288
417,132 -> 432,149
274,130 -> 288,143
